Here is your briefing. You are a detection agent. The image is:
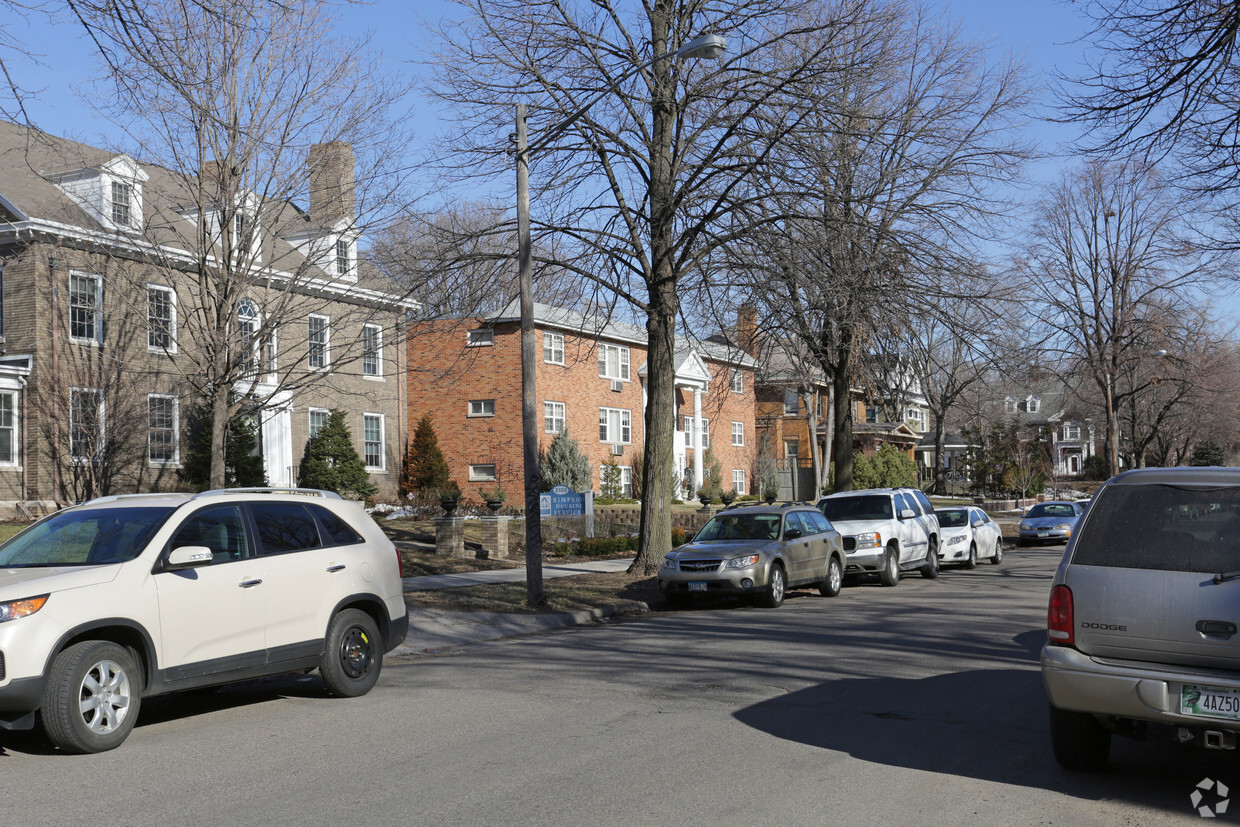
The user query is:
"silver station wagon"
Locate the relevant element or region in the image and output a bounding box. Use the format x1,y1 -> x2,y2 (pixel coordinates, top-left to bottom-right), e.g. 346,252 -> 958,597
1042,467 -> 1240,770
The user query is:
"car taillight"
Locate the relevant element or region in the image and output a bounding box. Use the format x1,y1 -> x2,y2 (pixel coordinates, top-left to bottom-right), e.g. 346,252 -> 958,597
1047,584 -> 1074,646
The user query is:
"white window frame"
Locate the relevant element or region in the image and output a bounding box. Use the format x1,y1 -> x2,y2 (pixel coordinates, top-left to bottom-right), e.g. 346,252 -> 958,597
363,412 -> 385,471
733,469 -> 746,495
1064,423 -> 1081,441
732,421 -> 745,446
362,323 -> 382,378
237,299 -> 260,377
543,331 -> 565,365
147,284 -> 177,353
731,368 -> 743,394
308,407 -> 330,440
147,394 -> 179,465
111,180 -> 132,226
469,464 -> 497,482
597,343 -> 630,381
599,464 -> 633,498
69,272 -> 102,345
0,389 -> 17,466
308,313 -> 330,370
1003,396 -> 1017,413
468,399 -> 495,417
905,407 -> 925,431
336,238 -> 351,277
70,387 -> 104,462
544,401 -> 566,434
599,407 -> 632,444
1027,396 -> 1041,413
467,328 -> 494,347
683,416 -> 711,449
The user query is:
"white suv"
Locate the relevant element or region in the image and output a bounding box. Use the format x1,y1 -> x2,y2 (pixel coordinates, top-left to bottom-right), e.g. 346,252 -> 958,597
0,488 -> 407,753
817,488 -> 940,585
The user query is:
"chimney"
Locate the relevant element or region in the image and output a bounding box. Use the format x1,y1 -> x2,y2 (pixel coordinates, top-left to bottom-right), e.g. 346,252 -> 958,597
308,141 -> 355,226
736,303 -> 758,356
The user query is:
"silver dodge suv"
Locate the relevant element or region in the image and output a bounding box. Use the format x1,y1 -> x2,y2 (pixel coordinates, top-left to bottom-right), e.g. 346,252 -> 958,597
1042,467 -> 1240,770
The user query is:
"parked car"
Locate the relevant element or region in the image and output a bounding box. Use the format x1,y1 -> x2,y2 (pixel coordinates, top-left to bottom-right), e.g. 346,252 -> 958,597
1042,467 -> 1240,770
817,488 -> 940,585
1018,501 -> 1084,546
659,503 -> 844,608
935,506 -> 1003,568
0,488 -> 408,753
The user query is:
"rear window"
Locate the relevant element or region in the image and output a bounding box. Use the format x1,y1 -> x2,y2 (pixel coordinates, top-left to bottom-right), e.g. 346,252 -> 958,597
820,495 -> 892,521
1072,484 -> 1240,573
937,510 -> 968,528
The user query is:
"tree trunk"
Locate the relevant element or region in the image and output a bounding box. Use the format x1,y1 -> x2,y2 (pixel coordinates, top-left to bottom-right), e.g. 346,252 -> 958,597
933,417 -> 946,495
830,327 -> 856,492
804,389 -> 822,499
210,388 -> 229,490
632,293 -> 678,575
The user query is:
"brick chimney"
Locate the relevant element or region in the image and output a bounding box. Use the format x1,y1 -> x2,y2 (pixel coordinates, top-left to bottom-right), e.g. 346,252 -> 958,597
736,303 -> 758,356
308,141 -> 355,226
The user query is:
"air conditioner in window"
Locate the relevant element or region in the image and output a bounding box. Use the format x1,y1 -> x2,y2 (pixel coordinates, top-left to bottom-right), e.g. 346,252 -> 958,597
610,444 -> 625,456
610,379 -> 624,393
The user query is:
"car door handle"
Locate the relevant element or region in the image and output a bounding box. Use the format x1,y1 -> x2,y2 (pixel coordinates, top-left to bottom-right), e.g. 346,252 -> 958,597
239,578 -> 263,588
1196,620 -> 1237,638
326,564 -> 346,573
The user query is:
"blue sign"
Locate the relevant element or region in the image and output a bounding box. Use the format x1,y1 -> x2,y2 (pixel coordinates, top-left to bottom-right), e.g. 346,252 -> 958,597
540,485 -> 588,517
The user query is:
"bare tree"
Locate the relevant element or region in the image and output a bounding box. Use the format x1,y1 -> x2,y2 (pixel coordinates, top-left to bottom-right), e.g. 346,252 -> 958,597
1015,158 -> 1219,477
65,0 -> 413,489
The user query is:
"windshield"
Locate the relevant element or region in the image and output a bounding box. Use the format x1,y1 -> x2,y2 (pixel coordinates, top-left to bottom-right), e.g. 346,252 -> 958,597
0,507 -> 174,567
695,513 -> 781,542
936,510 -> 969,528
1028,503 -> 1076,519
819,495 -> 892,521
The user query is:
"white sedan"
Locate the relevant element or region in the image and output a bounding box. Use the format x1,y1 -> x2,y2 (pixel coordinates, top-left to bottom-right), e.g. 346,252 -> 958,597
934,506 -> 1003,568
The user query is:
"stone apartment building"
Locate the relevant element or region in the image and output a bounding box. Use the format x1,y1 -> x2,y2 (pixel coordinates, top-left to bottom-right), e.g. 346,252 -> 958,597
405,301 -> 757,499
0,120 -> 411,512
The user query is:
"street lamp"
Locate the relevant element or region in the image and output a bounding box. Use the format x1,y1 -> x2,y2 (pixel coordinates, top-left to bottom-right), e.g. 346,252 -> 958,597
514,33 -> 727,605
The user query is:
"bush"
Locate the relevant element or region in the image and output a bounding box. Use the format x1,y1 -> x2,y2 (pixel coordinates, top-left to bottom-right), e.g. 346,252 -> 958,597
298,410 -> 377,500
403,414 -> 451,495
541,428 -> 592,491
1081,454 -> 1106,480
180,404 -> 267,490
852,444 -> 917,490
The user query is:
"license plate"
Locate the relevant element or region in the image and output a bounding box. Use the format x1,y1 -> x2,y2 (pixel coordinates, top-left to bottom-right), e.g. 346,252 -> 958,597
1182,684 -> 1240,720
688,581 -> 707,592
1038,532 -> 1049,538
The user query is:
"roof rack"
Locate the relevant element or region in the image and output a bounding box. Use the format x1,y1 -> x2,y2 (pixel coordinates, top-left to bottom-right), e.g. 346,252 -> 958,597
192,487 -> 343,500
83,492 -> 193,506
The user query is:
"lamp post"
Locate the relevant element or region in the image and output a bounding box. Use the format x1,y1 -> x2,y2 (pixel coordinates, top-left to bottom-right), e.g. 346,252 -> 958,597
514,33 -> 726,606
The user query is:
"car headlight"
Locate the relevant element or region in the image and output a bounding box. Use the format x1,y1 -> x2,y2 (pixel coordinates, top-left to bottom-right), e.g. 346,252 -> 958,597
661,554 -> 678,570
1019,522 -> 1032,531
853,532 -> 882,549
1055,523 -> 1072,532
0,594 -> 48,623
725,554 -> 761,568
946,535 -> 966,546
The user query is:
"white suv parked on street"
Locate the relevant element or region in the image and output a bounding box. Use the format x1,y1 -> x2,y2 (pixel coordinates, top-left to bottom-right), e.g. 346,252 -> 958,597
817,487 -> 940,585
0,488 -> 408,753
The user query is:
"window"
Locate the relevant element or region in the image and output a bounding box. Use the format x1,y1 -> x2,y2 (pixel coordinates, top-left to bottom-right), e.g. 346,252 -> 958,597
783,389 -> 798,415
335,239 -> 350,277
599,464 -> 633,498
1064,423 -> 1081,441
111,180 -> 131,225
309,408 -> 330,440
362,324 -> 382,377
147,285 -> 176,352
1004,396 -> 1017,413
544,401 -> 566,434
784,439 -> 799,458
0,267 -> 5,338
70,388 -> 104,461
682,417 -> 710,449
310,504 -> 364,546
469,464 -> 497,482
543,331 -> 565,364
598,344 -> 630,381
905,407 -> 925,431
308,314 -> 330,369
468,399 -> 495,417
147,394 -> 179,464
363,413 -> 384,470
0,391 -> 15,464
237,299 -> 259,375
733,469 -> 746,495
599,407 -> 632,443
253,502 -> 321,555
467,328 -> 493,346
69,273 -> 102,343
731,368 -> 743,393
732,421 -> 745,446
1027,396 -> 1041,413
865,405 -> 878,423
171,505 -> 247,564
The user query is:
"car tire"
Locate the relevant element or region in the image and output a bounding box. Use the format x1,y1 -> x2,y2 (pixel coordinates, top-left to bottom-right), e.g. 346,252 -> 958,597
320,608 -> 383,697
1049,704 -> 1111,771
920,538 -> 939,579
41,640 -> 142,754
991,540 -> 1003,565
964,543 -> 977,570
879,545 -> 900,587
819,556 -> 843,597
759,564 -> 786,608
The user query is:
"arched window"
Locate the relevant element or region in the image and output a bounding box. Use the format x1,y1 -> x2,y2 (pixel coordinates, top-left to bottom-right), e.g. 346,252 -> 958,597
237,299 -> 258,376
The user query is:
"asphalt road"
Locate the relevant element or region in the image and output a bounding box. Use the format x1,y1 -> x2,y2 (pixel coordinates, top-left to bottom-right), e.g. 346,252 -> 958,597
4,545 -> 1236,824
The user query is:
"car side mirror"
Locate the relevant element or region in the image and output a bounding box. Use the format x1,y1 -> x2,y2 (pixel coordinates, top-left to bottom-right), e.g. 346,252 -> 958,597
166,546 -> 213,570
972,520 -> 985,528
784,527 -> 803,540
899,508 -> 915,520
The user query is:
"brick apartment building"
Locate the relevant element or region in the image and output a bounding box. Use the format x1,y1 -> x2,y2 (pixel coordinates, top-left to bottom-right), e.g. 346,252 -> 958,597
406,301 -> 757,499
0,120 -> 411,512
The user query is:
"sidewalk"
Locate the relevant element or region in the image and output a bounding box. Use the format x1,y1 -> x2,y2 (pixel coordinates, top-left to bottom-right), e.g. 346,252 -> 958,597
394,556 -> 650,656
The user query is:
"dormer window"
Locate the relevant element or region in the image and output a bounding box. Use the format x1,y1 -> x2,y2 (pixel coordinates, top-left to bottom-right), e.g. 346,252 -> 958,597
1003,396 -> 1017,413
111,181 -> 132,225
336,239 -> 350,277
1027,395 -> 1041,413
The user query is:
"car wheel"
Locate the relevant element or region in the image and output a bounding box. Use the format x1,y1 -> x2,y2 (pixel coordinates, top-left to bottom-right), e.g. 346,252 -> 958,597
879,545 -> 900,587
964,542 -> 977,570
759,564 -> 786,608
991,540 -> 1003,565
819,556 -> 843,597
1049,704 -> 1111,771
920,538 -> 939,579
41,640 -> 142,754
320,608 -> 383,697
